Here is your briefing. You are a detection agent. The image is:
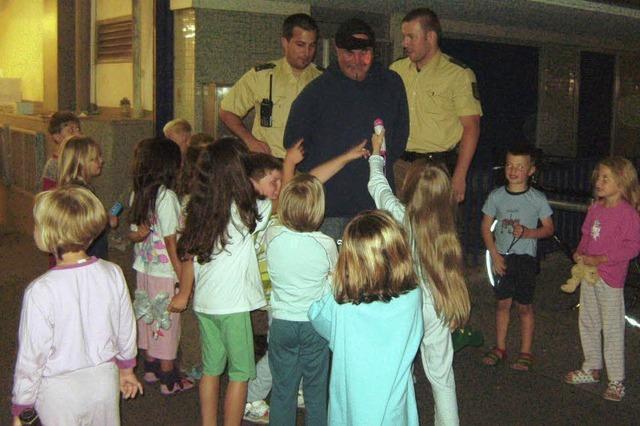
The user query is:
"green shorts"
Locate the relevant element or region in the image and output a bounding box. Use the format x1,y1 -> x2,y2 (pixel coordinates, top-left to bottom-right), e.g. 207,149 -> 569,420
195,311 -> 256,381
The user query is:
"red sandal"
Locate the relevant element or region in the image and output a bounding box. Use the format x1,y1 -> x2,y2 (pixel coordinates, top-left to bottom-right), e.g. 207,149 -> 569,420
482,347 -> 506,366
510,352 -> 533,372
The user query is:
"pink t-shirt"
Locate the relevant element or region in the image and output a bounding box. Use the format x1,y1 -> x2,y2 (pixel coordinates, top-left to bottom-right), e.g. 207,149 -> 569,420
576,200 -> 640,287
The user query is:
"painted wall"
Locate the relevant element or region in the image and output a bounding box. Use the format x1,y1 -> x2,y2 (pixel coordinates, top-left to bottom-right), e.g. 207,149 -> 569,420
0,0 -> 44,102
97,0 -> 131,18
96,62 -> 134,108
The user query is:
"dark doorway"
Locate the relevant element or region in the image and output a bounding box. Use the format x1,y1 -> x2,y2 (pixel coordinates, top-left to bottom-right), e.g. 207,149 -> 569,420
577,51 -> 614,158
440,38 -> 539,167
155,1 -> 174,136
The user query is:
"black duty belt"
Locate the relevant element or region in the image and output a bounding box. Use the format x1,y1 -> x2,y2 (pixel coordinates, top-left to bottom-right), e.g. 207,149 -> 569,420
400,150 -> 457,163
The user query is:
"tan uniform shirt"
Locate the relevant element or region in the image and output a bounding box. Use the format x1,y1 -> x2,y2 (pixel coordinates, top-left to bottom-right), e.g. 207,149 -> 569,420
390,52 -> 482,154
221,57 -> 323,158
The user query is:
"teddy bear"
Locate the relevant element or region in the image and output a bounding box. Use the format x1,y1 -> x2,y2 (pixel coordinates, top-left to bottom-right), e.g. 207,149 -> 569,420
560,261 -> 599,293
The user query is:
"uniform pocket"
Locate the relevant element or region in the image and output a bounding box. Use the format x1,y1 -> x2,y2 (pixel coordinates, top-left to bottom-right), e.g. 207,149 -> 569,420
422,86 -> 454,119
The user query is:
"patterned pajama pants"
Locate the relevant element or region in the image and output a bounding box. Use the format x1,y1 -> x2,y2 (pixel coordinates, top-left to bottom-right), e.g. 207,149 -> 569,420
579,278 -> 625,382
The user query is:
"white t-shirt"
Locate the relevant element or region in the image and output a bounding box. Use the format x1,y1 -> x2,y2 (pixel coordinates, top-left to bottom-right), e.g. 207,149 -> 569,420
193,199 -> 272,315
130,186 -> 182,279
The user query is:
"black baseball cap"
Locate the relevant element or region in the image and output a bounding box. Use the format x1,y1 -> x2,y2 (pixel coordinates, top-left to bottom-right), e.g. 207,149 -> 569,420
335,18 -> 375,50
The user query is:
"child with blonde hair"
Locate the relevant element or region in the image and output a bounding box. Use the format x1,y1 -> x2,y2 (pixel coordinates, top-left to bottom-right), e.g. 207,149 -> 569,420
128,137 -> 194,395
163,118 -> 192,155
267,173 -> 336,425
564,156 -> 640,401
58,135 -> 118,260
58,136 -> 103,186
368,132 -> 471,425
11,186 -> 140,426
309,210 -> 423,425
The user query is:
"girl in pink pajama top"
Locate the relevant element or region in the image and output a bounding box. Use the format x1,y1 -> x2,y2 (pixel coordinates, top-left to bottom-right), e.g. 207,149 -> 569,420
11,186 -> 141,426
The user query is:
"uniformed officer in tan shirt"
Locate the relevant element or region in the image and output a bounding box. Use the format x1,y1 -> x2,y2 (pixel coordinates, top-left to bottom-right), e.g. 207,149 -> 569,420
220,13 -> 323,158
391,8 -> 482,202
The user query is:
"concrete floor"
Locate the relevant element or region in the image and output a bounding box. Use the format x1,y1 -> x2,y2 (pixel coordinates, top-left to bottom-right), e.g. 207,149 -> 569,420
2,228 -> 640,425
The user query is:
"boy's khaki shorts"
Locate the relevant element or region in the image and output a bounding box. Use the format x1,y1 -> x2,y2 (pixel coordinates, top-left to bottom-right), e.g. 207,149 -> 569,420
196,311 -> 256,381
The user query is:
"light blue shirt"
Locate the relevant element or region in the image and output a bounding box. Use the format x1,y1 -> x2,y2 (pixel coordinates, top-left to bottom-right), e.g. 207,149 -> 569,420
482,186 -> 553,257
266,225 -> 337,321
309,288 -> 423,425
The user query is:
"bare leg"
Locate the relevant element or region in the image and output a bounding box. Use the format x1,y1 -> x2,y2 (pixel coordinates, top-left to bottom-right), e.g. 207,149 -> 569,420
200,374 -> 220,426
517,303 -> 534,354
223,380 -> 248,426
496,298 -> 512,350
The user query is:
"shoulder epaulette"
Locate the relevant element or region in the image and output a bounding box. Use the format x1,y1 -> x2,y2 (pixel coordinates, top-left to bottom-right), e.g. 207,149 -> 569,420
315,64 -> 325,72
254,62 -> 276,72
447,56 -> 469,69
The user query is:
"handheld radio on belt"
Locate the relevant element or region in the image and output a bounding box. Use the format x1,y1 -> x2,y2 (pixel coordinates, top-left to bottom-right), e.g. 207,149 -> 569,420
260,74 -> 273,127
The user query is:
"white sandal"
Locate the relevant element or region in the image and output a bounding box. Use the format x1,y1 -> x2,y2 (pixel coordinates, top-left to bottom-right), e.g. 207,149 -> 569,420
564,369 -> 600,384
603,381 -> 625,401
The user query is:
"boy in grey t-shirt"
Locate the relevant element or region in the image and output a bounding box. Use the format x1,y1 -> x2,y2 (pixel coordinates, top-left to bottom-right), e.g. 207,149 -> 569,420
480,144 -> 554,372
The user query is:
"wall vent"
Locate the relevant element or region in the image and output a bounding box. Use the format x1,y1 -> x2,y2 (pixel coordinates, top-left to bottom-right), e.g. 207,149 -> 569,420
97,16 -> 133,63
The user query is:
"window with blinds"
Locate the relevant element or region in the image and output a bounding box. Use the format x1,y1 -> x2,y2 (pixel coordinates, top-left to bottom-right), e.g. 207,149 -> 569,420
96,16 -> 133,63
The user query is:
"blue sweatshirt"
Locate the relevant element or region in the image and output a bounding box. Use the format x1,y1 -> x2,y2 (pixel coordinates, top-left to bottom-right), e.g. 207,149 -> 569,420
284,61 -> 409,217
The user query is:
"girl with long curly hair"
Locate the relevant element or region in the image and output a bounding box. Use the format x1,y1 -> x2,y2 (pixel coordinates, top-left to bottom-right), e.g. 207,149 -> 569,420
170,137 -> 271,426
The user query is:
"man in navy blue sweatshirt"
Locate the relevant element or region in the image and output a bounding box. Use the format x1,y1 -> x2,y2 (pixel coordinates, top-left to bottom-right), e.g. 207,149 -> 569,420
284,18 -> 409,240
